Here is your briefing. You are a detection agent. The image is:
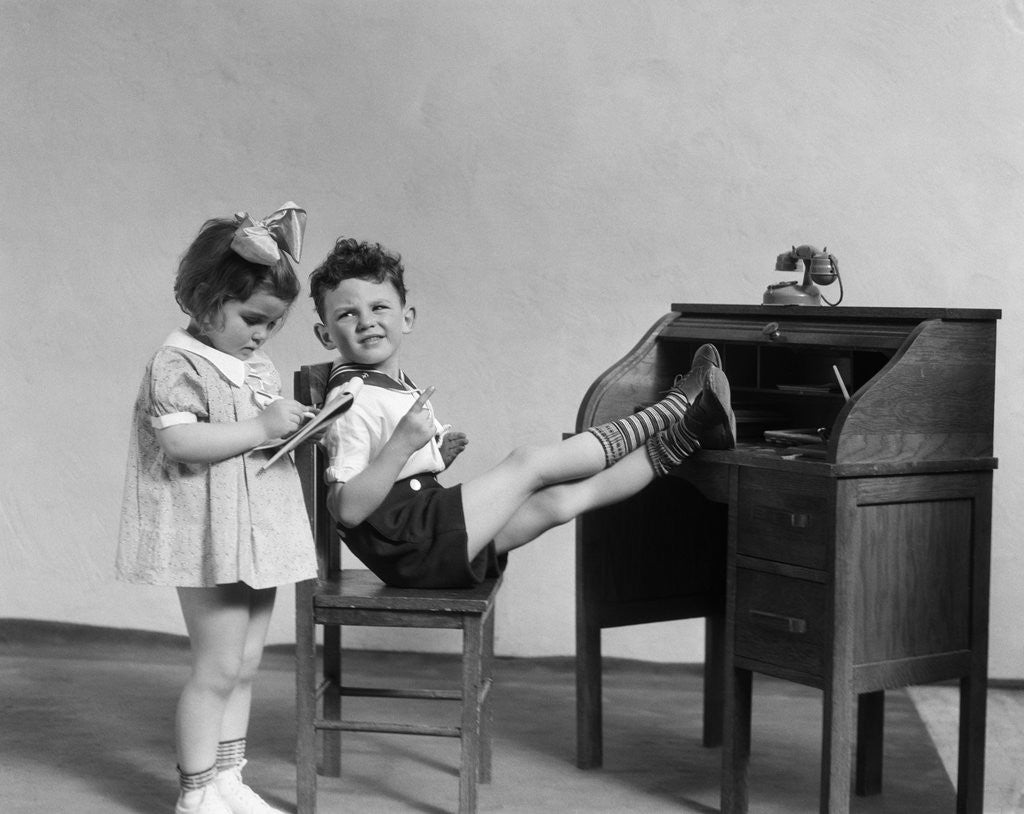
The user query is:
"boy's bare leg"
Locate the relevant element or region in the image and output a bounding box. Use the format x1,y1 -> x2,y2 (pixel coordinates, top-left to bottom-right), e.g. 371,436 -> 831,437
460,431 -> 608,556
460,350 -> 734,558
488,446 -> 656,556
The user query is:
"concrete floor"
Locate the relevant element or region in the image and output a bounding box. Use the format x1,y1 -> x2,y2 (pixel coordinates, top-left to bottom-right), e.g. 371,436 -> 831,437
0,622 -> 1018,813
909,684 -> 1024,814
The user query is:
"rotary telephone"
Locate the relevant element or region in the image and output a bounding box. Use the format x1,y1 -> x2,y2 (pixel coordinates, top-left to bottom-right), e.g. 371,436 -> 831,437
763,244 -> 843,306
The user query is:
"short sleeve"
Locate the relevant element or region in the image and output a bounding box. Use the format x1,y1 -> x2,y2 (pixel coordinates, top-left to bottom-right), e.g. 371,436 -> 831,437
322,395 -> 376,484
147,349 -> 210,429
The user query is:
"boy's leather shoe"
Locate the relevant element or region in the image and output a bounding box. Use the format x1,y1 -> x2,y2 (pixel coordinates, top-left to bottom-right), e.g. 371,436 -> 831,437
683,366 -> 736,450
670,343 -> 723,406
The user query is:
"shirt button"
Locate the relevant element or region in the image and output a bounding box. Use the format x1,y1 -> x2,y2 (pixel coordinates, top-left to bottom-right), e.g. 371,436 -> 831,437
409,478 -> 421,491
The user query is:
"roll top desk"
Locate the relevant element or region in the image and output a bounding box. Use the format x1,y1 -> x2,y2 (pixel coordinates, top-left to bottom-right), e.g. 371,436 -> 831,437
574,304 -> 999,813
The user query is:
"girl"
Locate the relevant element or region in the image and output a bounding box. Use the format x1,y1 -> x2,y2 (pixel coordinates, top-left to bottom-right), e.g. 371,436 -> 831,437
117,204 -> 315,814
307,238 -> 736,589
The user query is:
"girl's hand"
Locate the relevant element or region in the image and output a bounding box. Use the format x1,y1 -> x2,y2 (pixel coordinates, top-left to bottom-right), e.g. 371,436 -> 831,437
258,398 -> 309,441
440,430 -> 468,467
391,387 -> 438,455
158,398 -> 312,464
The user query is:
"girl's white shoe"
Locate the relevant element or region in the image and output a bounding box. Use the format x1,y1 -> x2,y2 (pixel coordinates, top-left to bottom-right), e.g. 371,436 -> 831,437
175,783 -> 232,814
214,760 -> 285,814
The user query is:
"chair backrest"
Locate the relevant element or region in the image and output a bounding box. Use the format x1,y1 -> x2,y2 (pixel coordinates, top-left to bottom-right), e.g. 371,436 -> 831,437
295,362 -> 332,408
295,363 -> 341,578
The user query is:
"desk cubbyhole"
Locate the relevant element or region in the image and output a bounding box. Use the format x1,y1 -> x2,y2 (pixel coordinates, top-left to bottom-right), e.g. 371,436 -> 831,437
656,337 -> 895,442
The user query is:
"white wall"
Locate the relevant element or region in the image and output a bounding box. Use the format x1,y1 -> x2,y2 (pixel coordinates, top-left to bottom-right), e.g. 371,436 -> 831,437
3,0 -> 1023,677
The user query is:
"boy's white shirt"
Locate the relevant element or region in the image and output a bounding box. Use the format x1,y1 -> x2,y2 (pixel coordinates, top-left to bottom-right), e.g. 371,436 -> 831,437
322,376 -> 447,484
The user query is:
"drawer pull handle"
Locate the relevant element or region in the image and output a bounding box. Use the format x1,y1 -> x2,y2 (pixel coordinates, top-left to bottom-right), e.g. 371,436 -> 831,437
749,609 -> 807,634
789,513 -> 810,528
751,506 -> 815,529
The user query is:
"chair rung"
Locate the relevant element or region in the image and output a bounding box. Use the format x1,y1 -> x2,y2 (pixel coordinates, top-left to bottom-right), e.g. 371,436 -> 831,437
314,678 -> 331,701
340,685 -> 461,701
314,718 -> 461,737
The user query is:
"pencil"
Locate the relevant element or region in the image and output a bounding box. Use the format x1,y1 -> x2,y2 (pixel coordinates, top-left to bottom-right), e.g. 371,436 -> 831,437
832,364 -> 851,401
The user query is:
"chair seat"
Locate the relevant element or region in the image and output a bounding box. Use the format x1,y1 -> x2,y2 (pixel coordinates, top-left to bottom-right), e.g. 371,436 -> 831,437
312,570 -> 502,631
313,569 -> 501,613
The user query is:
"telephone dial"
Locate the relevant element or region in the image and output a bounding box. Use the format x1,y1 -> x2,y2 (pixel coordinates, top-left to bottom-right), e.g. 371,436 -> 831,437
763,244 -> 843,306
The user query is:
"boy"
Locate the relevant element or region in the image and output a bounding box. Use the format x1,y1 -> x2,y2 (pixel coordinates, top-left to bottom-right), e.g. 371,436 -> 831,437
309,238 -> 735,588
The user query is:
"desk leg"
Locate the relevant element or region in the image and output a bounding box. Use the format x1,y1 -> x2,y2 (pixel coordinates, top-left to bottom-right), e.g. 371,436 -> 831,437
703,612 -> 725,748
576,608 -> 602,768
855,690 -> 884,796
721,666 -> 751,814
957,673 -> 987,814
821,684 -> 854,814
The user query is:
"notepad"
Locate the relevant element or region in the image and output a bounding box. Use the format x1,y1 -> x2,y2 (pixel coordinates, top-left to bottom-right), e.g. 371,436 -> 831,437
255,377 -> 363,476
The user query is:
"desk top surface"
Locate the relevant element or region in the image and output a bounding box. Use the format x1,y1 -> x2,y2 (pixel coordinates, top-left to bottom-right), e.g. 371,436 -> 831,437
670,303 -> 1002,321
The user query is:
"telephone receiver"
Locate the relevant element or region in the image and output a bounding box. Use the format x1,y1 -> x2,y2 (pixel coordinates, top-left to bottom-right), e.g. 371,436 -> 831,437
763,244 -> 843,306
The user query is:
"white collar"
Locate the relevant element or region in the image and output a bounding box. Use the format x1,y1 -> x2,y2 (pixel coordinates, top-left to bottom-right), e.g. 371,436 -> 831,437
163,328 -> 247,387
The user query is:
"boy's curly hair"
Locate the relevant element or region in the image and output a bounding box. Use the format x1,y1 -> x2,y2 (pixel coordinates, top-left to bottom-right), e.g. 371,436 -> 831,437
308,238 -> 407,320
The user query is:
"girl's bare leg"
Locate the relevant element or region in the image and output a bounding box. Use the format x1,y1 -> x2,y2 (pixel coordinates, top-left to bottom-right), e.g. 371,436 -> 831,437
220,586 -> 276,742
491,446 -> 656,555
175,583 -> 274,773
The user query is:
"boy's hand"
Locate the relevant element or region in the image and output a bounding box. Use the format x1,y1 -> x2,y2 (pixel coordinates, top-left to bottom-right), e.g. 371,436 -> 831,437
439,430 -> 468,467
392,387 -> 439,454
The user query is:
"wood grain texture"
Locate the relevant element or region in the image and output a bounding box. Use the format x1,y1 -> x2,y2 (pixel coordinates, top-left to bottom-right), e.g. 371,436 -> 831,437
834,320 -> 996,464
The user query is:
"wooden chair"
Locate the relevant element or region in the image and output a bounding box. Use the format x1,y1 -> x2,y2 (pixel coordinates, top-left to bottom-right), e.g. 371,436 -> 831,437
293,363 -> 502,814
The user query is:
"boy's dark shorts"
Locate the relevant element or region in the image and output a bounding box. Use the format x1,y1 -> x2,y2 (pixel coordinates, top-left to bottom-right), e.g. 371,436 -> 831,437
340,474 -> 506,589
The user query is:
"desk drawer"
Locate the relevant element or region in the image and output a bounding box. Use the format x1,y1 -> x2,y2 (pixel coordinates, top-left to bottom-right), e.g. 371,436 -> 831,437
736,470 -> 830,570
734,569 -> 826,677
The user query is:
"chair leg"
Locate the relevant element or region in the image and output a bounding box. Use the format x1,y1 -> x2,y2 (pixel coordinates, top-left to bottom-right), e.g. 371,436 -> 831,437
322,624 -> 342,777
479,606 -> 495,784
295,589 -> 318,814
459,614 -> 484,814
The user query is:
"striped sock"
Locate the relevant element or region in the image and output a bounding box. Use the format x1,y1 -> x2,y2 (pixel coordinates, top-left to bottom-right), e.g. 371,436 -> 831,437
178,764 -> 217,792
216,738 -> 246,772
645,367 -> 734,476
587,391 -> 689,467
645,420 -> 703,476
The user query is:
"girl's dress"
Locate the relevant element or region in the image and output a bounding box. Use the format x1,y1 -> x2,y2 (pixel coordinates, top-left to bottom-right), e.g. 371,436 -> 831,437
116,329 -> 316,589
